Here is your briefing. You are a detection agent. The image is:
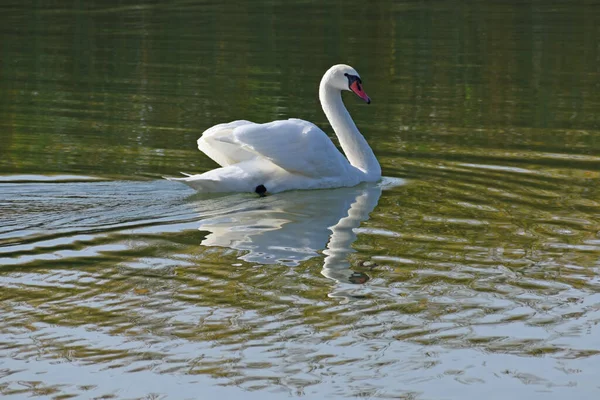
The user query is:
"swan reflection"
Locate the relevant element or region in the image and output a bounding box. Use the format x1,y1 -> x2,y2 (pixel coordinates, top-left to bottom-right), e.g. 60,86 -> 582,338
192,178 -> 403,286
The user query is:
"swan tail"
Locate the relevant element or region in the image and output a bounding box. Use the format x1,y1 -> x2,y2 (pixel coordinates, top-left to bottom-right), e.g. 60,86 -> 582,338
161,172 -> 195,181
165,174 -> 226,192
165,161 -> 273,193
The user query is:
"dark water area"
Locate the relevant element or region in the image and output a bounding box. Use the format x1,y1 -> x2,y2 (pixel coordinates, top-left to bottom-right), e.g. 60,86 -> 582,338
1,1 -> 599,399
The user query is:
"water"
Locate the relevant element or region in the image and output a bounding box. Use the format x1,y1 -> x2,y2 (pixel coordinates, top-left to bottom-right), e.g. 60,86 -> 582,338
1,1 -> 600,399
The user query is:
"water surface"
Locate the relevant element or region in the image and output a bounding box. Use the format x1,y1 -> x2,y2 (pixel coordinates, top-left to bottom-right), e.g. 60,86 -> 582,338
1,1 -> 600,399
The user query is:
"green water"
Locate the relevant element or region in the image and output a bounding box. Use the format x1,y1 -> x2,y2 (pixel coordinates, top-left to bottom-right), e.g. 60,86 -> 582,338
1,1 -> 600,399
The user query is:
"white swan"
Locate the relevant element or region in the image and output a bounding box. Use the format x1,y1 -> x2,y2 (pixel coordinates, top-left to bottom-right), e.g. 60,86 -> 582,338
169,64 -> 381,195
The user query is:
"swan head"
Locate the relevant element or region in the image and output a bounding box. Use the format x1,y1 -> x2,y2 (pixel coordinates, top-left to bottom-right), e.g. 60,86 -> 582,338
323,64 -> 371,104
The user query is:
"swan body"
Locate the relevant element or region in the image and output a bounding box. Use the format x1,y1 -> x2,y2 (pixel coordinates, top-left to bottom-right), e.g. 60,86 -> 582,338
169,64 -> 381,194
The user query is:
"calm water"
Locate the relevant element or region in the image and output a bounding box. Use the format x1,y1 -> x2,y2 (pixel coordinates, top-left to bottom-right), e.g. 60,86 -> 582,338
1,1 -> 600,399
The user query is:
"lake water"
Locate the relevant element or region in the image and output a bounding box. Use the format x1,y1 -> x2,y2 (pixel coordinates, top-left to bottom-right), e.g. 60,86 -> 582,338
1,1 -> 600,399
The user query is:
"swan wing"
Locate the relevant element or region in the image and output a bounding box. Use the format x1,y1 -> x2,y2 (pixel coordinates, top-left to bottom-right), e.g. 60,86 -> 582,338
197,120 -> 259,167
214,119 -> 350,178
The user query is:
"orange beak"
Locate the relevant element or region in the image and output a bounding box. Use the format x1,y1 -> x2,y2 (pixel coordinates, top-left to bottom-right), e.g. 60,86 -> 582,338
350,81 -> 371,104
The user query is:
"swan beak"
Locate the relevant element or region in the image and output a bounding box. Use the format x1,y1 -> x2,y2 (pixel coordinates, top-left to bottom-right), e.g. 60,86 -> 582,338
350,81 -> 371,104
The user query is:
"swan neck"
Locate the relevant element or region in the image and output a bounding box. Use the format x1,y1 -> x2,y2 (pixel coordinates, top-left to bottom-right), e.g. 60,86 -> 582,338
319,79 -> 381,177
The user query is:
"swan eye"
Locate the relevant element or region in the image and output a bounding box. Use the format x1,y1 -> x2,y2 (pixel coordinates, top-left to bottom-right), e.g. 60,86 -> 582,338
345,73 -> 362,89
